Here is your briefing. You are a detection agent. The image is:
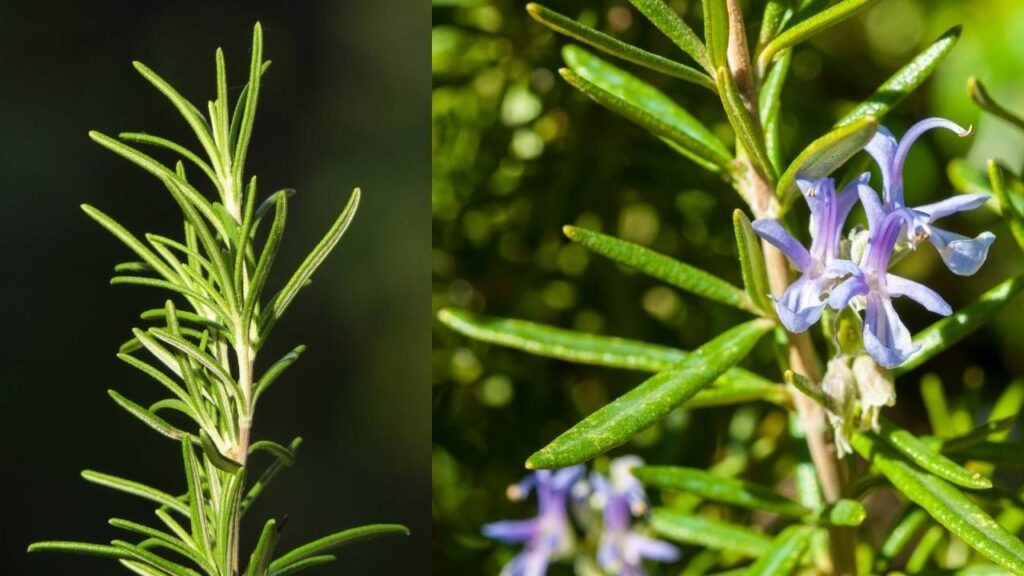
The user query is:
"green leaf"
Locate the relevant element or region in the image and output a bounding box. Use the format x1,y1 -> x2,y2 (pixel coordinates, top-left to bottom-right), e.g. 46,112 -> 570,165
82,204 -> 178,283
561,45 -> 731,172
702,0 -> 728,70
28,541 -> 134,559
760,50 -> 792,173
651,509 -> 771,556
109,389 -> 193,442
776,115 -> 878,203
939,417 -> 1016,452
268,556 -> 336,576
876,507 -> 928,572
242,437 -> 303,514
526,319 -> 773,469
436,308 -> 776,390
200,430 -> 243,474
875,416 -> 991,489
969,76 -> 1024,132
989,160 -> 1024,252
254,345 -> 307,402
260,188 -> 360,340
757,1 -> 791,52
634,466 -> 809,518
112,539 -> 204,576
232,22 -> 266,194
527,3 -> 715,90
919,373 -> 954,438
785,369 -> 826,407
759,0 -> 883,71
564,225 -> 755,312
947,158 -> 995,196
821,499 -> 866,526
249,440 -> 296,465
684,381 -> 789,408
109,518 -> 214,574
896,276 -> 1024,375
733,210 -> 773,315
81,470 -> 190,516
852,431 -> 1024,573
268,525 -> 409,572
245,519 -> 279,576
945,442 -> 1024,469
244,189 -> 287,333
119,132 -> 220,189
181,439 -> 214,558
905,523 -> 945,572
717,67 -> 776,184
626,0 -> 711,72
746,525 -> 815,575
837,27 -> 961,126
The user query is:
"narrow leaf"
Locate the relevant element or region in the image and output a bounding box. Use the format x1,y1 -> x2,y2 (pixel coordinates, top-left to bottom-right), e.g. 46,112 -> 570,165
853,431 -> 1024,572
651,509 -> 771,556
627,0 -> 711,72
717,67 -> 776,184
733,210 -> 773,315
759,0 -> 883,70
254,345 -> 307,402
702,0 -> 728,69
785,369 -> 826,407
876,416 -> 991,489
527,3 -> 715,90
249,440 -> 296,466
261,189 -> 360,339
760,50 -> 792,173
268,525 -> 409,572
989,160 -> 1024,252
897,276 -> 1024,375
28,541 -> 133,559
564,225 -> 754,312
526,319 -> 773,468
268,555 -> 336,576
245,519 -> 279,576
634,466 -> 809,518
242,437 -> 303,514
837,27 -> 961,126
746,525 -> 815,576
561,45 -> 731,172
81,470 -> 190,516
109,389 -> 192,442
776,115 -> 878,203
232,22 -> 265,190
969,76 -> 1024,132
876,507 -> 928,572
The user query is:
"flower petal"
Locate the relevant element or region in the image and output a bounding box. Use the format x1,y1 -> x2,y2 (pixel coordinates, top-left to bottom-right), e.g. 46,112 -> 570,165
752,219 -> 811,272
549,464 -> 586,491
863,293 -> 919,369
927,228 -> 996,276
857,180 -> 886,230
775,276 -> 828,332
885,274 -> 952,316
893,118 -> 972,180
837,172 -> 869,225
865,126 -> 898,195
915,193 -> 990,221
505,549 -> 552,576
624,533 -> 681,563
483,519 -> 539,544
827,272 -> 868,310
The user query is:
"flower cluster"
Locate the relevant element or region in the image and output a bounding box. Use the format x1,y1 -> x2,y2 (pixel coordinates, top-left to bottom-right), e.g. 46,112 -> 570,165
482,457 -> 678,576
754,118 -> 994,369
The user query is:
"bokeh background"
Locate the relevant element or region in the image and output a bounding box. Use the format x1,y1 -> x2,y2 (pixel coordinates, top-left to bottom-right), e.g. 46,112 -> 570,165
433,0 -> 1024,573
0,1 -> 428,574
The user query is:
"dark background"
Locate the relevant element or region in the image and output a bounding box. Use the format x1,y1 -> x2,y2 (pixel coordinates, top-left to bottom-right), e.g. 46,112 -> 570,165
0,1 -> 428,574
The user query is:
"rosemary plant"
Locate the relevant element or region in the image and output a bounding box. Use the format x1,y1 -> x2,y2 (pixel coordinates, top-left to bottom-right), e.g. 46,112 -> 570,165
439,1 -> 1024,574
28,23 -> 406,576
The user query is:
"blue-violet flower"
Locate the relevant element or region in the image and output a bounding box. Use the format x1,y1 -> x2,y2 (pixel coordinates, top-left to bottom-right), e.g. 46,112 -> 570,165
483,465 -> 585,576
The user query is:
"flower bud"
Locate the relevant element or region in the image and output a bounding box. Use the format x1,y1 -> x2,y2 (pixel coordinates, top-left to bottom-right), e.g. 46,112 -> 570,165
822,357 -> 856,458
853,354 -> 895,432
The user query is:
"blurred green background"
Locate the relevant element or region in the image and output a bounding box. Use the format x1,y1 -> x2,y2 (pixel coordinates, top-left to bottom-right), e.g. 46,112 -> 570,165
0,1 -> 428,574
432,0 -> 1024,573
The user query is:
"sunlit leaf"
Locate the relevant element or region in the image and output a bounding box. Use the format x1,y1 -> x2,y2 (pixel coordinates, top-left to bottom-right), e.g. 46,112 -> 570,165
759,0 -> 883,71
837,27 -> 961,126
526,319 -> 773,468
875,416 -> 991,489
634,466 -> 809,518
989,160 -> 1024,252
626,0 -> 711,72
268,525 -> 409,573
526,3 -> 715,90
651,509 -> 771,556
747,525 -> 815,575
718,67 -> 776,184
733,210 -> 774,315
561,45 -> 731,172
776,116 -> 878,204
853,431 -> 1024,572
564,225 -> 755,312
969,76 -> 1024,132
897,276 -> 1024,375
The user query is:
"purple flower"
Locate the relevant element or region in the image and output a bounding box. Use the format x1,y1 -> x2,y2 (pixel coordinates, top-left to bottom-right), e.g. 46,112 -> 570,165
592,457 -> 680,576
828,204 -> 952,369
482,465 -> 585,576
864,118 -> 994,275
752,176 -> 864,332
